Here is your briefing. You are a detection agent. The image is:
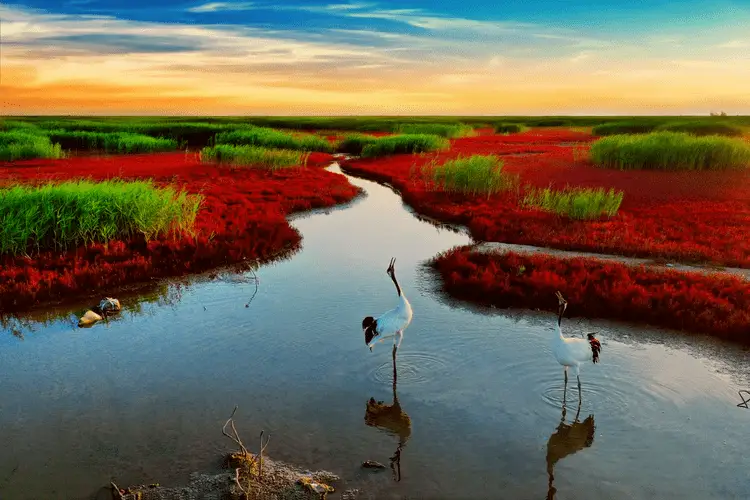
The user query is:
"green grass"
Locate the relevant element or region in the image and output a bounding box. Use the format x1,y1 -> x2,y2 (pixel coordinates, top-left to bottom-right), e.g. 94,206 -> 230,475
46,130 -> 178,153
392,123 -> 475,138
594,119 -> 745,137
494,123 -> 527,134
522,186 -> 623,219
0,180 -> 202,255
360,134 -> 450,158
0,130 -> 64,161
590,131 -> 750,171
656,120 -> 744,137
214,127 -> 333,152
429,155 -> 519,196
201,144 -> 309,170
592,120 -> 663,136
336,133 -> 379,155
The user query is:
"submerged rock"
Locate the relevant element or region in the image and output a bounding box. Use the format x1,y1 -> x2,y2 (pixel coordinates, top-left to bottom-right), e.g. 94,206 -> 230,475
78,309 -> 102,327
99,297 -> 122,314
297,474 -> 335,496
361,460 -> 386,469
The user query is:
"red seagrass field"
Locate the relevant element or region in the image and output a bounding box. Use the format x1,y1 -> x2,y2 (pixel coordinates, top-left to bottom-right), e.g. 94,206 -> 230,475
1,116 -> 750,343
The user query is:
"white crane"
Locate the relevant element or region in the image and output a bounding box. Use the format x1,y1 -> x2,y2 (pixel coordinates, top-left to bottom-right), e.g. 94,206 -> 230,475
552,291 -> 601,397
362,258 -> 413,359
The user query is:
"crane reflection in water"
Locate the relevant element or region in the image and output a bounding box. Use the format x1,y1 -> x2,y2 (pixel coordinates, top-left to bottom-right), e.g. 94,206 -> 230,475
546,390 -> 596,499
364,344 -> 411,482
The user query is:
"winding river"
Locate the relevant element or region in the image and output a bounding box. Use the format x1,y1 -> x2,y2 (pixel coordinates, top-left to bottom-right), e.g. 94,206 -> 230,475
0,165 -> 748,500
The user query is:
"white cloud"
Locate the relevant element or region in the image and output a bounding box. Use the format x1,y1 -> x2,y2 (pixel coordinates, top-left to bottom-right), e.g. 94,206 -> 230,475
717,39 -> 749,49
187,2 -> 254,13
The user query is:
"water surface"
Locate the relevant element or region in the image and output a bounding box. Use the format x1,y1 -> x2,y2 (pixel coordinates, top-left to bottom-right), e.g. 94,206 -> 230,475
0,165 -> 748,500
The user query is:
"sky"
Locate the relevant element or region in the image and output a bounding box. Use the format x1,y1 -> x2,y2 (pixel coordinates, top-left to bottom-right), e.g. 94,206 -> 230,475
1,0 -> 749,115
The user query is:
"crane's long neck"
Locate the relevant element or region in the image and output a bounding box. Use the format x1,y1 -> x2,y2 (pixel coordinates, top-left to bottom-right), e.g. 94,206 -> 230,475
556,307 -> 565,340
390,273 -> 402,297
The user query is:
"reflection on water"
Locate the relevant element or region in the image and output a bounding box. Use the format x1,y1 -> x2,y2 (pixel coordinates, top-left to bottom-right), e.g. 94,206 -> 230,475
364,347 -> 411,482
546,397 -> 596,499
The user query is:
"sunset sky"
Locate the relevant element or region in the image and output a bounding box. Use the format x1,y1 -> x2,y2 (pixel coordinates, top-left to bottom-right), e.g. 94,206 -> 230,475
1,0 -> 749,115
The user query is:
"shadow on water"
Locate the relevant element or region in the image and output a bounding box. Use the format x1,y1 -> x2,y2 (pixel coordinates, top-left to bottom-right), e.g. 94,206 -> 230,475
364,347 -> 411,483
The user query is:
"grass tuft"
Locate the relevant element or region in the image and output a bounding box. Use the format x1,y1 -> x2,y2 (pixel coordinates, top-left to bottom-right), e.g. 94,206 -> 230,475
493,123 -> 527,134
0,130 -> 64,161
656,120 -> 744,137
47,130 -> 178,153
214,127 -> 333,152
392,123 -> 476,138
590,131 -> 750,171
360,134 -> 450,158
0,180 -> 202,255
592,120 -> 662,136
429,154 -> 519,196
522,186 -> 624,219
201,144 -> 309,170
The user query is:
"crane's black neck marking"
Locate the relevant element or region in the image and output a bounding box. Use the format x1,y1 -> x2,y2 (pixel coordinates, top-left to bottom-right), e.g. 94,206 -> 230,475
557,304 -> 565,326
390,271 -> 402,297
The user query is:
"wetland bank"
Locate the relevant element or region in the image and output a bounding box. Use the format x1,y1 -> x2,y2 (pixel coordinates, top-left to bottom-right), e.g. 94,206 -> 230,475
1,116 -> 749,499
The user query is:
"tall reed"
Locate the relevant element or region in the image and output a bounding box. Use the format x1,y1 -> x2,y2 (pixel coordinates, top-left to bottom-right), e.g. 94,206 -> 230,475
522,186 -> 624,219
214,127 -> 333,152
0,180 -> 202,254
429,155 -> 519,196
590,132 -> 750,170
0,130 -> 64,161
201,145 -> 309,170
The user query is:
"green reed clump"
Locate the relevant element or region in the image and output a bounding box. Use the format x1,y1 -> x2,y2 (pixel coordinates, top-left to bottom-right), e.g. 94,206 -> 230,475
523,186 -> 623,219
214,127 -> 333,152
494,123 -> 527,134
336,133 -> 379,155
430,155 -> 519,196
590,131 -> 750,171
201,144 -> 309,170
46,130 -> 178,153
0,180 -> 202,255
360,134 -> 450,158
523,119 -> 572,127
592,120 -> 662,136
392,123 -> 475,138
656,120 -> 744,137
0,130 -> 64,161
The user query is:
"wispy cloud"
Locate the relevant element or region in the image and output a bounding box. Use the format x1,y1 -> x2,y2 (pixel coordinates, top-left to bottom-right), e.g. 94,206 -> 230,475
187,2 -> 255,14
717,39 -> 749,49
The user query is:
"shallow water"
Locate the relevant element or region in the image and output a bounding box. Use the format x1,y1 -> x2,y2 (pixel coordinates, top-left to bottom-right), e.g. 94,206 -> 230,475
1,165 -> 749,500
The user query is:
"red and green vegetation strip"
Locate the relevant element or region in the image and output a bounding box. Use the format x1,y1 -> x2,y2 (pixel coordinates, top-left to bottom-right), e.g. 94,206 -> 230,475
340,128 -> 750,267
430,247 -> 750,344
0,152 -> 358,313
0,180 -> 201,255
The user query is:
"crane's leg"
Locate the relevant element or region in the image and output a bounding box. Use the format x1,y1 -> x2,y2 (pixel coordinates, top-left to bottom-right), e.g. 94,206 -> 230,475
575,365 -> 582,403
563,366 -> 568,404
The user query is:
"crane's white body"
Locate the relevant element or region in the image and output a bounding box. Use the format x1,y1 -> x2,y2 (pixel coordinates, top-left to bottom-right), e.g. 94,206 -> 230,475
365,258 -> 413,352
552,323 -> 591,379
369,294 -> 413,350
552,291 -> 599,391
